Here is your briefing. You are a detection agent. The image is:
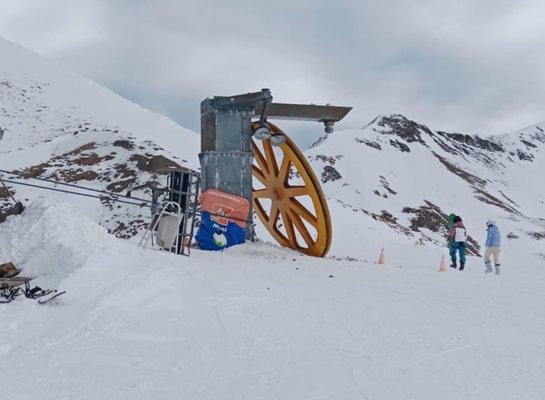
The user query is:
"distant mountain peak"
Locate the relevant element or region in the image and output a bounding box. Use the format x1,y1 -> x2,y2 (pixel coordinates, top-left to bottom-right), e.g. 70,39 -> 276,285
364,114 -> 431,146
306,112 -> 545,258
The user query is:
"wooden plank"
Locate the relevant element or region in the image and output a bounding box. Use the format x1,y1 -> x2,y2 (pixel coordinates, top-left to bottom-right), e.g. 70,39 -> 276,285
0,276 -> 33,288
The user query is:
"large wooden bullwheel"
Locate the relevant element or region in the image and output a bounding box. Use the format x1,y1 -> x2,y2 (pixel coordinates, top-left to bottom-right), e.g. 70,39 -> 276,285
252,122 -> 332,257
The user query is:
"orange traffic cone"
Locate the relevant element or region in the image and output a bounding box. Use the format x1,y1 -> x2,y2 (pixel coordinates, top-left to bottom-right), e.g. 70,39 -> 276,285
377,248 -> 385,265
438,255 -> 447,272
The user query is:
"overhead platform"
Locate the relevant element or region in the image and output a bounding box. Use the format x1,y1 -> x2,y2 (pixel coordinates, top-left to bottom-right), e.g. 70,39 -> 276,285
256,102 -> 352,123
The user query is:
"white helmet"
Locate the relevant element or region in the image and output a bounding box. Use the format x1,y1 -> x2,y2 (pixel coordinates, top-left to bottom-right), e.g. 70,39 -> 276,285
486,219 -> 496,226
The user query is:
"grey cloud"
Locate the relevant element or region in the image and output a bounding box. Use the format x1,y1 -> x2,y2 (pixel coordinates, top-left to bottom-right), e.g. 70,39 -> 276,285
1,0 -> 545,148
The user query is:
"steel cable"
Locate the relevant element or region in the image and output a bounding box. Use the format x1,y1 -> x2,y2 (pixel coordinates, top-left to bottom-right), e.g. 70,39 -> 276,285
2,179 -> 150,208
0,168 -> 151,203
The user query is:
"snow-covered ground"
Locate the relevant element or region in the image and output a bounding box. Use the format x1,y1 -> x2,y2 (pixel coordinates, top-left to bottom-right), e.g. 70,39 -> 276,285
2,201 -> 545,400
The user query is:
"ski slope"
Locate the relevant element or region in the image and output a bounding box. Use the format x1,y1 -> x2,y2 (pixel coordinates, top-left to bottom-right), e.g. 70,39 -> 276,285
1,201 -> 545,400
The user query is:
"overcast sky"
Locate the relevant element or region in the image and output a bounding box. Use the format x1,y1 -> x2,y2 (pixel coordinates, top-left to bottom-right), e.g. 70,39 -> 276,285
1,0 -> 545,147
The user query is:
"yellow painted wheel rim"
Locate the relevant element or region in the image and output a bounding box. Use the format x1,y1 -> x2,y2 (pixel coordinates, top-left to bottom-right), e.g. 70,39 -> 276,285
252,122 -> 332,257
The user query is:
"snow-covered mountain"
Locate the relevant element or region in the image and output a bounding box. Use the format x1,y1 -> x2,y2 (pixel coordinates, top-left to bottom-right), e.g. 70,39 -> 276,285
307,114 -> 545,261
1,35 -> 544,262
0,36 -> 198,237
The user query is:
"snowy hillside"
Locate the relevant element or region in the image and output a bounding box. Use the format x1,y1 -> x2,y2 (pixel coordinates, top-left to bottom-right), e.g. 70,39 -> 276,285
0,36 -> 199,237
2,200 -> 545,399
307,114 -> 545,261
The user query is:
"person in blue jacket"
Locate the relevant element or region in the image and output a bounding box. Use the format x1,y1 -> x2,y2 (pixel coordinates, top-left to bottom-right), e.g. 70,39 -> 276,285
484,220 -> 501,275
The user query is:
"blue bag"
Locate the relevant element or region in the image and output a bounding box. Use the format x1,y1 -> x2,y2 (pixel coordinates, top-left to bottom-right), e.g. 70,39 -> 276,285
195,212 -> 246,251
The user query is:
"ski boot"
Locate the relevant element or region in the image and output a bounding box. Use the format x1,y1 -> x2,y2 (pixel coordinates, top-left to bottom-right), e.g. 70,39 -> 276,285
459,263 -> 465,271
23,282 -> 54,299
495,264 -> 501,275
450,262 -> 457,269
0,285 -> 21,303
485,262 -> 493,273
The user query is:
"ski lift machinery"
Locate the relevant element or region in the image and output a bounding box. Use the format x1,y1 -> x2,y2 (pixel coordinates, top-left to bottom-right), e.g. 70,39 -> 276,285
199,89 -> 351,257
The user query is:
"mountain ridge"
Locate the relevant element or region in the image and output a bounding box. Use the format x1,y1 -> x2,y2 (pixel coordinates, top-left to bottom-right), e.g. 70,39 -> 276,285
306,113 -> 545,259
1,35 -> 544,261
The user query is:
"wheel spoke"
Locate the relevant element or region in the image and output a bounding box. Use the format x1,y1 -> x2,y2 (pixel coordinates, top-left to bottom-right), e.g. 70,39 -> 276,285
284,186 -> 308,198
289,198 -> 318,227
253,188 -> 274,199
252,143 -> 269,175
281,209 -> 297,245
263,140 -> 279,177
288,209 -> 314,247
253,198 -> 268,223
269,201 -> 280,228
278,156 -> 291,184
252,165 -> 267,186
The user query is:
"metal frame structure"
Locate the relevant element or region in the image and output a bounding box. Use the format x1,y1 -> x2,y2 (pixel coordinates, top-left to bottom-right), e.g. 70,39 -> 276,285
199,89 -> 351,256
138,168 -> 200,256
166,169 -> 200,255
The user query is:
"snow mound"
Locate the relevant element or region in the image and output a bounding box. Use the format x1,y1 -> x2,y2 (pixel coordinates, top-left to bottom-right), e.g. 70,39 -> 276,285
0,200 -> 114,286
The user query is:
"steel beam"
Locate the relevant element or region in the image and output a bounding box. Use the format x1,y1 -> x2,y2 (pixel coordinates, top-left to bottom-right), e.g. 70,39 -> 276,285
256,103 -> 352,123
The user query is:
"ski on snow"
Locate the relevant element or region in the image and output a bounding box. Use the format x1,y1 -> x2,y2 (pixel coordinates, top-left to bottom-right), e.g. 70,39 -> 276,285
37,291 -> 67,304
0,277 -> 66,304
